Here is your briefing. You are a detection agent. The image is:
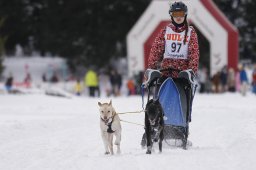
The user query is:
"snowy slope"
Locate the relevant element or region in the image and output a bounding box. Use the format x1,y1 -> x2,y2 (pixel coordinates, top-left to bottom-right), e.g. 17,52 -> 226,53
0,93 -> 256,170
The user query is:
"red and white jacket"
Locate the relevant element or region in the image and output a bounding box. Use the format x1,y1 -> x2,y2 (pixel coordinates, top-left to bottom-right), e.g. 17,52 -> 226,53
148,22 -> 200,78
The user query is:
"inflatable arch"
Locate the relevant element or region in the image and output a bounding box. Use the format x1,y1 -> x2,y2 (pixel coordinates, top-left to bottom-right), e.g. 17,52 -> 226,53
127,0 -> 238,76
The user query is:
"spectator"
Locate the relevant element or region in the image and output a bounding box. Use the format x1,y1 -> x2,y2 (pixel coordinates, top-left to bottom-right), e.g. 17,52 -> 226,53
220,65 -> 228,92
85,68 -> 99,97
227,68 -> 236,92
5,74 -> 13,93
235,67 -> 241,92
109,69 -> 120,96
116,72 -> 123,96
134,71 -> 144,95
24,73 -> 32,88
211,71 -> 221,93
50,72 -> 59,83
42,73 -> 47,82
239,64 -> 248,96
252,64 -> 256,94
127,78 -> 136,95
74,78 -> 83,96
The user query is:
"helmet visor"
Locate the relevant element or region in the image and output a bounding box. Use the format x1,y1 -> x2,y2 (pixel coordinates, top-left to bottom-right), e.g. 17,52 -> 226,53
171,11 -> 186,17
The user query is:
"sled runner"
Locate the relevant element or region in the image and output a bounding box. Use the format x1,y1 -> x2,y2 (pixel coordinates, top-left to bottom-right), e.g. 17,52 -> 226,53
141,68 -> 197,149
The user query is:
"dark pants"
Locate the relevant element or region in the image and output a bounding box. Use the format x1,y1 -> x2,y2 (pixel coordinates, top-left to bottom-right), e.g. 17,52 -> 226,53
199,83 -> 205,93
88,86 -> 100,97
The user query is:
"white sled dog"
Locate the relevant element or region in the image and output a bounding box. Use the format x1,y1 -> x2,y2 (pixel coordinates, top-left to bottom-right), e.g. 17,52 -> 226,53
98,100 -> 121,155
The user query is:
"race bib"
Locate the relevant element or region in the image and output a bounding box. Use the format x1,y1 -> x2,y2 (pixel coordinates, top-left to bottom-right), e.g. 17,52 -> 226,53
164,26 -> 192,59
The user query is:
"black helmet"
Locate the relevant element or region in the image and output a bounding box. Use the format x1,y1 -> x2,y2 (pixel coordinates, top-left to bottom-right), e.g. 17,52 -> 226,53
169,1 -> 188,15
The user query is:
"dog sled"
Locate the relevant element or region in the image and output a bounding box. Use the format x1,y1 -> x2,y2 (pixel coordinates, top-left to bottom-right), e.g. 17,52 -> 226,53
140,67 -> 197,149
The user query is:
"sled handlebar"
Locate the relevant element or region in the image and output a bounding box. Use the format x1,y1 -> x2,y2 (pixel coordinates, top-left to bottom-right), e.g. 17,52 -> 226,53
159,67 -> 181,73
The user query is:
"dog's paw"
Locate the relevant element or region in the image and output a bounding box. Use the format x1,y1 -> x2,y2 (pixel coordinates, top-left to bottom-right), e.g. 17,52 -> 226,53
114,141 -> 120,145
182,145 -> 187,150
146,150 -> 151,154
104,151 -> 110,155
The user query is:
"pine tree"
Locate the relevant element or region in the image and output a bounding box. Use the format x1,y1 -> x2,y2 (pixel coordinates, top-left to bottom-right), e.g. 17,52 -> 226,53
213,0 -> 256,62
0,17 -> 7,76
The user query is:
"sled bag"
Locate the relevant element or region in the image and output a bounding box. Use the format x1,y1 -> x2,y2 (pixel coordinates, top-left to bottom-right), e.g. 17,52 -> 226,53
158,78 -> 186,127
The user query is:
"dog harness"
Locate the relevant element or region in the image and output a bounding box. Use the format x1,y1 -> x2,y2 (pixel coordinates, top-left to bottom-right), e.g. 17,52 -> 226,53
101,115 -> 116,133
152,125 -> 163,142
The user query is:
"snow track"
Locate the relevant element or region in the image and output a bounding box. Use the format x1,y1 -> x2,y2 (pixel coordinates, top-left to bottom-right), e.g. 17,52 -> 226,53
0,93 -> 256,170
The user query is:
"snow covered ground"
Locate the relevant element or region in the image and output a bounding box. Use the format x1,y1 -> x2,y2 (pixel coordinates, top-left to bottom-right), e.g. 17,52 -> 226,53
0,92 -> 256,170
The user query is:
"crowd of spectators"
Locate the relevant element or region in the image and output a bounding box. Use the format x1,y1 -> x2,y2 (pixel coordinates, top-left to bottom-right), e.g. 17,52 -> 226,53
197,63 -> 256,96
2,63 -> 256,97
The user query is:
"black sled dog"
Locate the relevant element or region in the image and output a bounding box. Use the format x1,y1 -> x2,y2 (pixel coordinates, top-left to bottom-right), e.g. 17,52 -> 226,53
145,99 -> 164,154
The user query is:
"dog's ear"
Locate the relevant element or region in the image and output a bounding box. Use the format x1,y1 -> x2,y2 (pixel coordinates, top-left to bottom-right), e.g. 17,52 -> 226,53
108,100 -> 112,106
98,102 -> 102,106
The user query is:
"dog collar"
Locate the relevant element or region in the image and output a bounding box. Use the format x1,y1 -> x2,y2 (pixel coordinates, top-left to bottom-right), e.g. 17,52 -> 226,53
101,117 -> 110,124
101,114 -> 116,133
100,114 -> 116,125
